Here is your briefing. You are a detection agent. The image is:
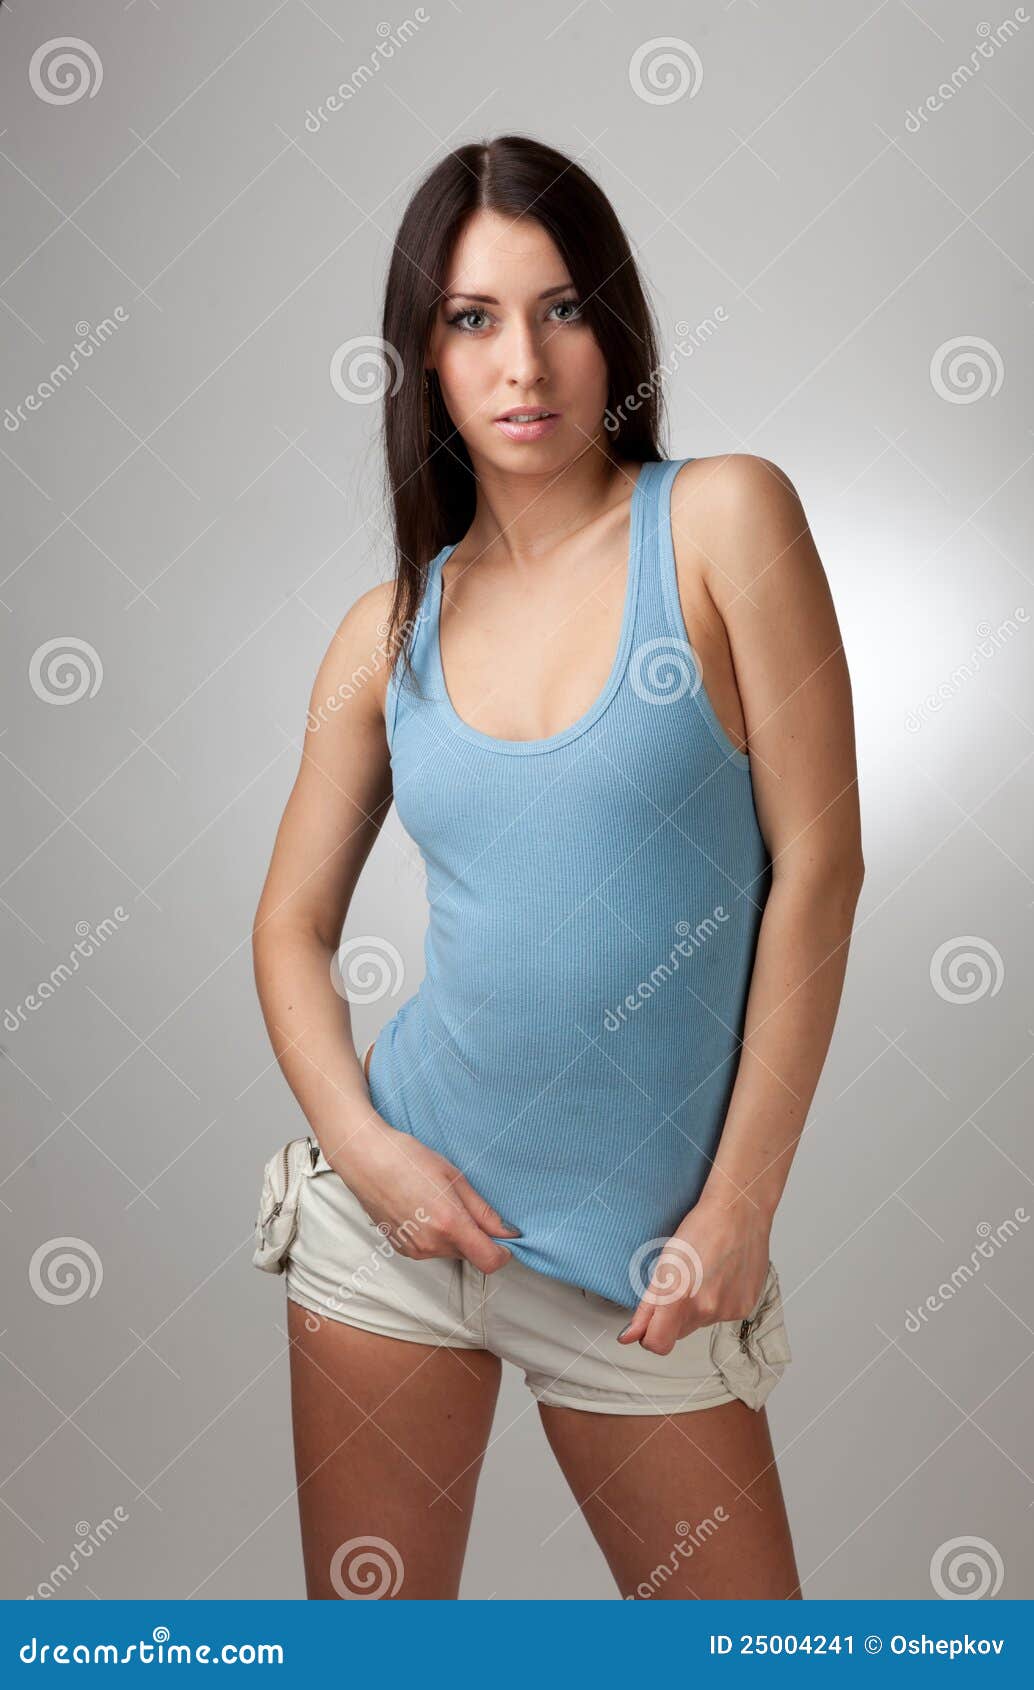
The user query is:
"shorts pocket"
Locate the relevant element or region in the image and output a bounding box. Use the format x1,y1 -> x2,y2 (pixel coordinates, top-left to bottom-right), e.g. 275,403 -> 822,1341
302,1138 -> 384,1233
309,1140 -> 334,1176
707,1261 -> 792,1412
252,1136 -> 335,1274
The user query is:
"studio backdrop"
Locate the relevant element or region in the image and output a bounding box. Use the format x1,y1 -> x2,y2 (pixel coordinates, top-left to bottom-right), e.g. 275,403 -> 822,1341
1,0 -> 1031,1601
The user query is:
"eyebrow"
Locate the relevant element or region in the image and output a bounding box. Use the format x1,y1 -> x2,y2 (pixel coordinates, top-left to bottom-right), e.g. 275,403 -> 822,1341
442,283 -> 576,305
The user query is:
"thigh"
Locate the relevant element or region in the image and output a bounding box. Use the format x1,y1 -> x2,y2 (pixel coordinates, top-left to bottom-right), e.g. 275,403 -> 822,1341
537,1396 -> 800,1600
288,1298 -> 502,1599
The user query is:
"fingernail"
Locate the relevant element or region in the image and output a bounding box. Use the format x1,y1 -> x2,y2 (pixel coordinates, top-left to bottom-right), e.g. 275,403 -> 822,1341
618,1321 -> 633,1338
501,1219 -> 522,1235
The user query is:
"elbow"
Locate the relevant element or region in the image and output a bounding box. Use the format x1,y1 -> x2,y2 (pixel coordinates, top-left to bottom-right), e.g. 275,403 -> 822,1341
251,895 -> 286,967
829,850 -> 866,921
771,847 -> 865,911
825,848 -> 866,903
251,911 -> 270,985
851,843 -> 866,894
842,847 -> 865,897
253,903 -> 333,958
251,899 -> 269,958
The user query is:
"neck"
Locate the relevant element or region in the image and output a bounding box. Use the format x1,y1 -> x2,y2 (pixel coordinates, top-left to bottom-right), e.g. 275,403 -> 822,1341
460,441 -> 639,570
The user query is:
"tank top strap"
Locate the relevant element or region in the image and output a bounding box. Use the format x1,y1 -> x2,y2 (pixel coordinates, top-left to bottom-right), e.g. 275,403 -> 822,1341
385,543 -> 451,750
629,456 -> 695,643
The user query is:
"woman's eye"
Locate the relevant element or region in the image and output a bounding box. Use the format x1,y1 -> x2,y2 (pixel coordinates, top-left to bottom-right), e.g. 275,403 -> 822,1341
447,308 -> 490,333
446,299 -> 583,334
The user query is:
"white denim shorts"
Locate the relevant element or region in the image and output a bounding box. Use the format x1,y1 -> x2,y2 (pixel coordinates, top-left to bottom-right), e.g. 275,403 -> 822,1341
279,1041 -> 792,1417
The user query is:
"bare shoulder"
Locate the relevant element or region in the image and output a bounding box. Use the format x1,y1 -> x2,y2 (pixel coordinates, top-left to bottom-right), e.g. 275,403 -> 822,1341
670,450 -> 802,519
669,451 -> 826,608
254,578 -> 400,946
306,578 -> 399,734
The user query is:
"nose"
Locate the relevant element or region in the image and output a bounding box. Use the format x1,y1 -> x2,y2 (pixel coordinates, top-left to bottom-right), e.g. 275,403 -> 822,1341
502,316 -> 549,390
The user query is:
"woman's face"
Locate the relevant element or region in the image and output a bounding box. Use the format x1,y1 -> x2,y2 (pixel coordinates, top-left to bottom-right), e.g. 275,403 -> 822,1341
426,209 -> 610,474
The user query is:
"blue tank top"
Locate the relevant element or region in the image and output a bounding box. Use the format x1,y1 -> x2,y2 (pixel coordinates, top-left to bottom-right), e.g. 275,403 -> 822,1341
368,457 -> 772,1309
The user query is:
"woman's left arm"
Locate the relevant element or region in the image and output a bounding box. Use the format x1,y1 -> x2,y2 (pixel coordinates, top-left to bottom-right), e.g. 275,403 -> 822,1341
620,454 -> 865,1353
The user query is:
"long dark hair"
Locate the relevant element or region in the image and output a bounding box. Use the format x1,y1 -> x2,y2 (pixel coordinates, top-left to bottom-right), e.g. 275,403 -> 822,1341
379,133 -> 666,693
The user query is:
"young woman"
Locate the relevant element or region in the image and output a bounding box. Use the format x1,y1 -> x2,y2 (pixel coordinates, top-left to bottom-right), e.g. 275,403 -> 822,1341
252,134 -> 863,1601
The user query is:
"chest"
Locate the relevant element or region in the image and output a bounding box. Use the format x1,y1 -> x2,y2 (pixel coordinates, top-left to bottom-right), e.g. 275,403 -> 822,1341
437,565 -> 627,742
436,550 -> 742,749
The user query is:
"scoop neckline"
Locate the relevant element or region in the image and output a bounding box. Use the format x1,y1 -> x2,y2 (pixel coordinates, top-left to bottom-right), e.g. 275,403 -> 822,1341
427,461 -> 648,756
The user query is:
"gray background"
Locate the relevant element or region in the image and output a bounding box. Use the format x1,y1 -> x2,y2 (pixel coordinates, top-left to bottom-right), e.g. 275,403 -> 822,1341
1,0 -> 1031,1601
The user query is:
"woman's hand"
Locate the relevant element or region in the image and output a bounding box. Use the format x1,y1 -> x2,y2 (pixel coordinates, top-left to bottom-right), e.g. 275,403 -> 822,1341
325,1115 -> 522,1273
617,1196 -> 772,1356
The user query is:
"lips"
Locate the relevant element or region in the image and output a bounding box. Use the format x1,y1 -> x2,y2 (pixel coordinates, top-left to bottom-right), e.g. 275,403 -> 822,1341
492,410 -> 563,442
495,408 -> 557,421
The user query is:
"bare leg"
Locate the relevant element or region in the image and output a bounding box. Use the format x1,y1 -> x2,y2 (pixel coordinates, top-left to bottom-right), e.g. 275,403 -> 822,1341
538,1397 -> 800,1599
288,1298 -> 502,1598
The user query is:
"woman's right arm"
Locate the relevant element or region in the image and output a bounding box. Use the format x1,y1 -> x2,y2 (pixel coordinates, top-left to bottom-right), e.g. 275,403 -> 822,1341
251,583 -> 519,1271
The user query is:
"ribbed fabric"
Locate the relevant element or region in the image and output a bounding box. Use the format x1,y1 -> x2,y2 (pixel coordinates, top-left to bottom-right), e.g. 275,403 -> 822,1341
369,457 -> 772,1309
